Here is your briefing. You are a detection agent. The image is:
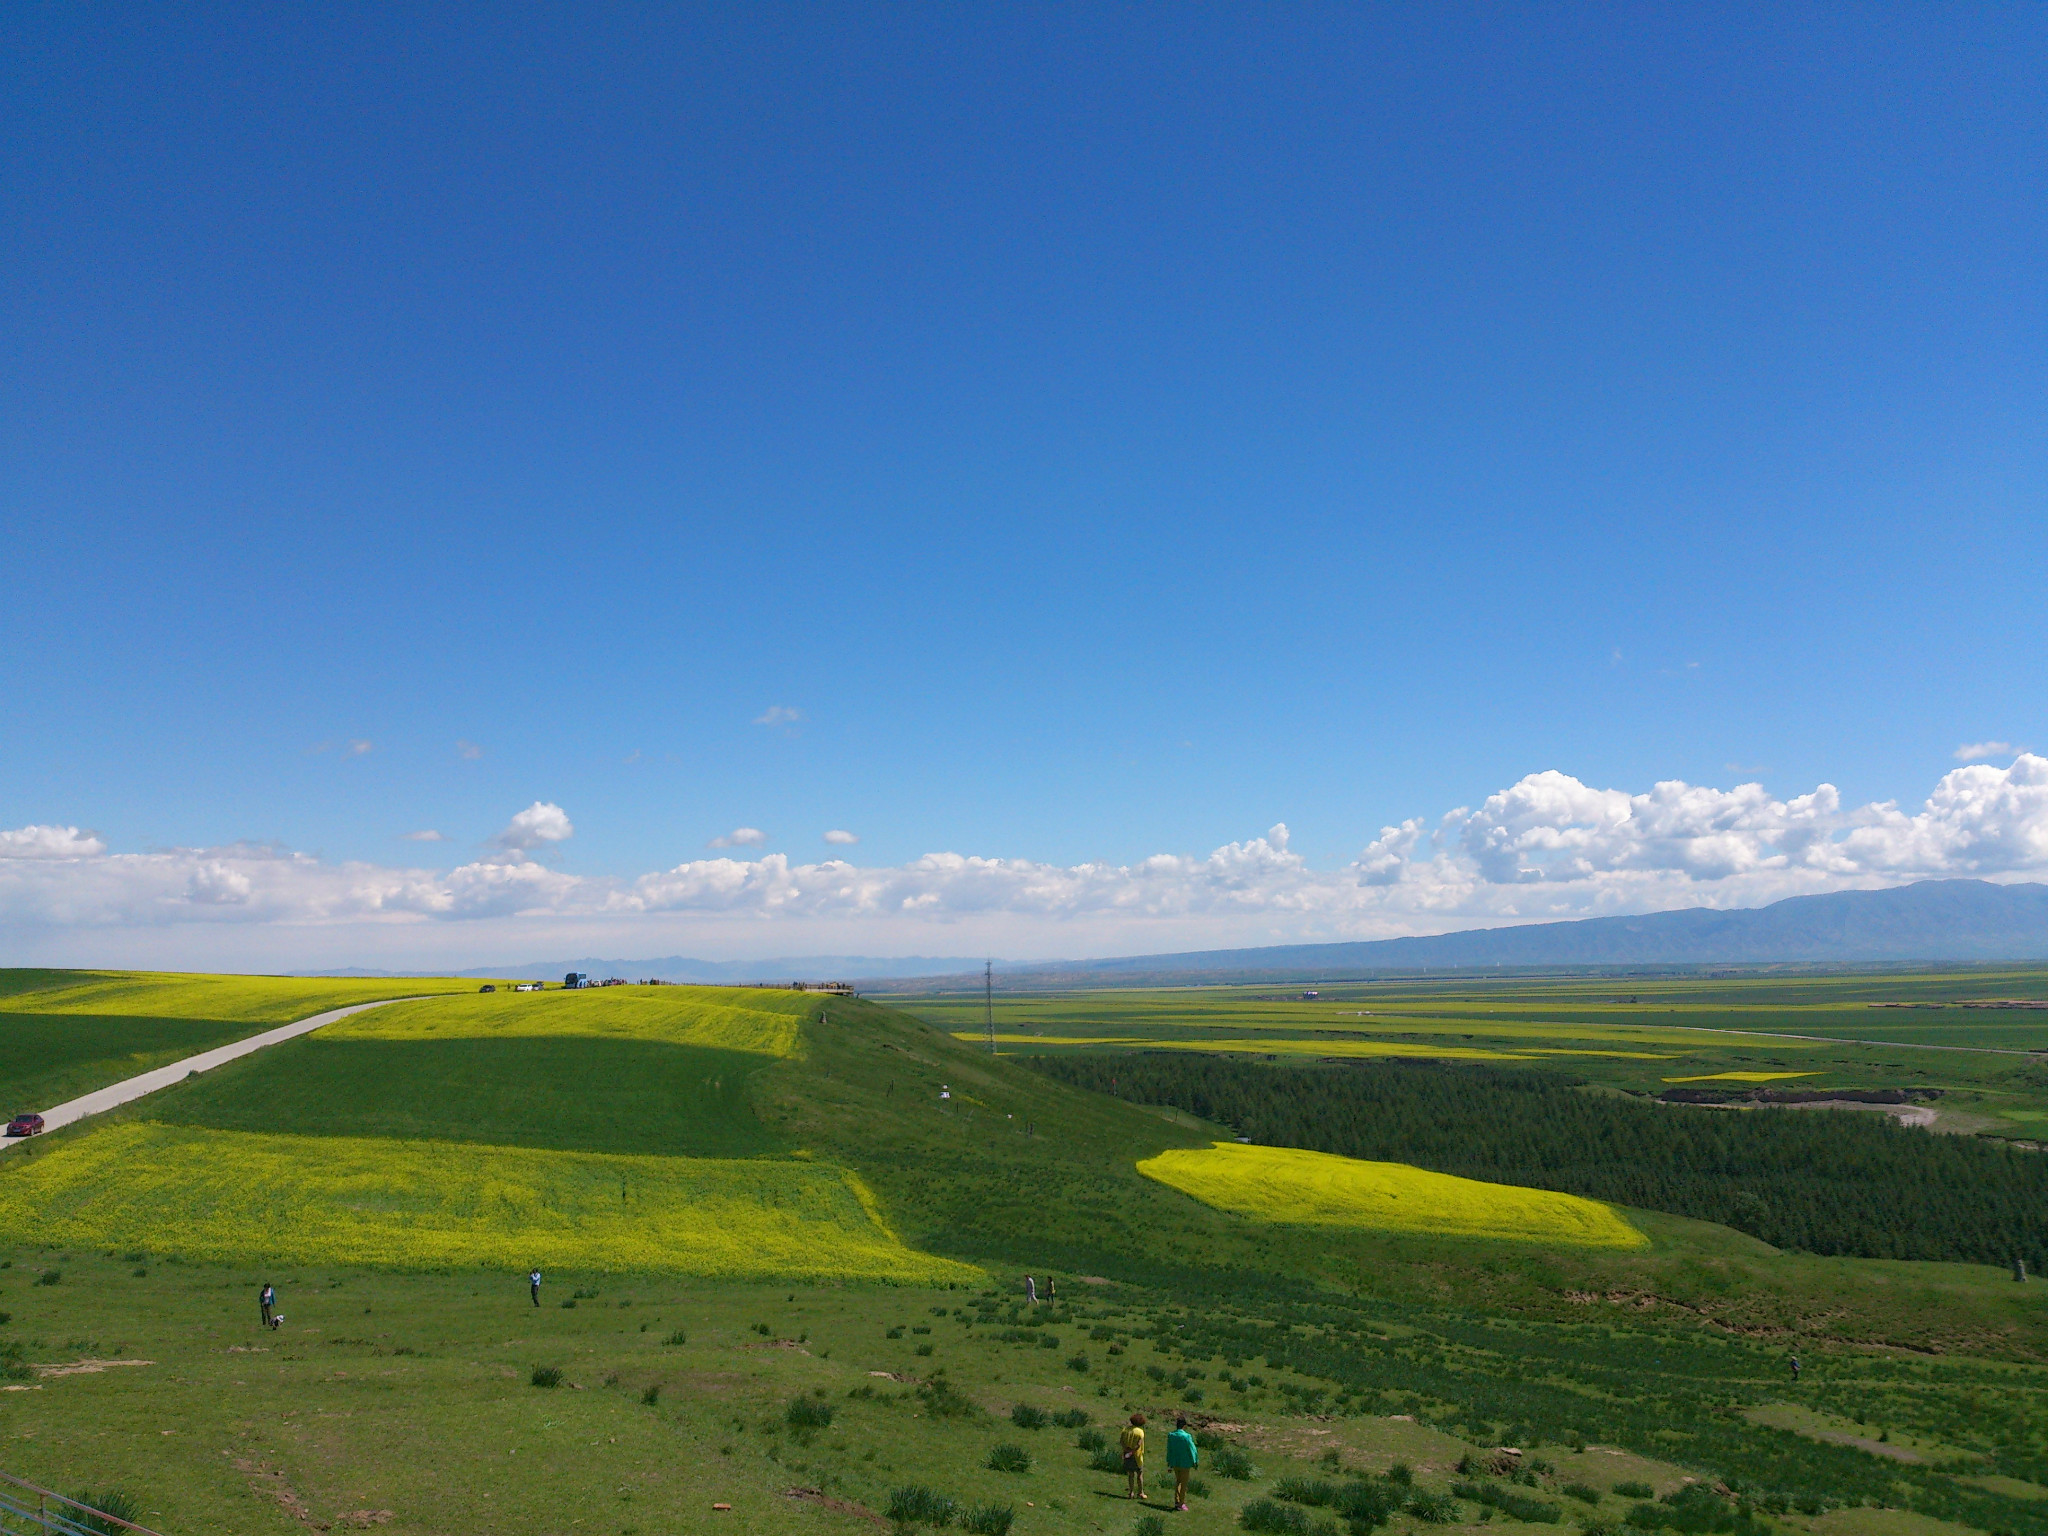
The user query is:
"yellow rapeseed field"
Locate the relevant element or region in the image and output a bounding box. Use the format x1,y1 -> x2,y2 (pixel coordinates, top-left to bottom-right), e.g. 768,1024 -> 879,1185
1663,1071 -> 1819,1083
1137,1141 -> 1647,1249
0,1122 -> 975,1282
332,987 -> 810,1057
957,1033 -> 1673,1061
0,971 -> 493,1023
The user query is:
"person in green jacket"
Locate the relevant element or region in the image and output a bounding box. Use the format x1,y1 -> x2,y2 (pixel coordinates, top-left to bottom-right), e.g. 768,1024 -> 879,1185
1166,1415 -> 1199,1510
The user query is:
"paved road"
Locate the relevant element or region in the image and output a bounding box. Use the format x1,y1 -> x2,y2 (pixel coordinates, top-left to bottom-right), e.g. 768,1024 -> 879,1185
1,995 -> 424,1152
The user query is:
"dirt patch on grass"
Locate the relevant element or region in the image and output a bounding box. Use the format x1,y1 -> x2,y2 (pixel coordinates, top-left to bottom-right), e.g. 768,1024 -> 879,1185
784,1487 -> 886,1526
35,1357 -> 154,1377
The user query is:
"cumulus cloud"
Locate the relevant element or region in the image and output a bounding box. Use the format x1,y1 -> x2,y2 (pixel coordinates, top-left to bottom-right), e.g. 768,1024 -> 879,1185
1956,741 -> 2014,763
824,829 -> 860,845
347,739 -> 373,756
9,758 -> 2048,949
709,827 -> 770,849
0,825 -> 106,859
754,705 -> 802,727
492,802 -> 574,852
403,830 -> 446,842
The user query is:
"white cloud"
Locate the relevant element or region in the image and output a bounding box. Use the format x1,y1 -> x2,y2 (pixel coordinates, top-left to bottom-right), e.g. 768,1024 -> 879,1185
709,827 -> 770,849
754,705 -> 802,727
824,829 -> 860,845
492,802 -> 574,852
1956,740 -> 2013,763
403,830 -> 446,842
347,739 -> 374,756
457,740 -> 484,761
8,758 -> 2048,960
0,825 -> 106,860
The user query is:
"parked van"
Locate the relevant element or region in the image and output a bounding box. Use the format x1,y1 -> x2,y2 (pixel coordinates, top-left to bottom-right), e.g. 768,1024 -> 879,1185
564,972 -> 592,989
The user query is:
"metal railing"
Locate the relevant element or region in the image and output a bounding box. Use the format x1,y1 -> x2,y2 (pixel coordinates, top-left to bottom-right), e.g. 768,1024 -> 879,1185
0,1472 -> 164,1536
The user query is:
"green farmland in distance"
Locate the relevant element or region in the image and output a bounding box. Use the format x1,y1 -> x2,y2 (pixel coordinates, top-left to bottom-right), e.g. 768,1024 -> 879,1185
894,967 -> 2048,1143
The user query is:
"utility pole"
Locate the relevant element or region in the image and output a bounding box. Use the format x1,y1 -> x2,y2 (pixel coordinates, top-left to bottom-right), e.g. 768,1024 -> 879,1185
985,959 -> 996,1054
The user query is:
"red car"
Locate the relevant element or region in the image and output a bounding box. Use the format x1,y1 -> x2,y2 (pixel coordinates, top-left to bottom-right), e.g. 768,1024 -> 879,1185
5,1113 -> 44,1138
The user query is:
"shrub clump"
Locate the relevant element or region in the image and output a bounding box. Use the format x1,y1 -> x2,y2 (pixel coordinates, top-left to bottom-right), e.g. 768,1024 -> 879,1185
1066,1352 -> 1090,1372
1053,1407 -> 1091,1428
640,1384 -> 661,1405
916,1374 -> 984,1421
1010,1403 -> 1050,1430
1565,1483 -> 1605,1506
1276,1478 -> 1336,1506
1623,1485 -> 1769,1536
1076,1427 -> 1108,1452
1405,1492 -> 1462,1524
530,1366 -> 562,1388
1614,1483 -> 1655,1501
787,1395 -> 836,1430
1209,1444 -> 1257,1481
1454,1481 -> 1560,1524
662,1329 -> 688,1346
887,1485 -> 958,1528
66,1491 -> 142,1536
987,1443 -> 1032,1473
1334,1481 -> 1397,1528
1241,1498 -> 1311,1534
963,1503 -> 1014,1536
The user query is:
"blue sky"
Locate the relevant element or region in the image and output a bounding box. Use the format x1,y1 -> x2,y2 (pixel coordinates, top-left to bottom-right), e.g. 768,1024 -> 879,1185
3,5 -> 2044,967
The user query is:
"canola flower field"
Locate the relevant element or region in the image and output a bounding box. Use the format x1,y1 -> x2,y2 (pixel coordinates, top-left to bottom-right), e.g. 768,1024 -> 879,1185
0,970 -> 493,1024
332,985 -> 810,1056
0,1121 -> 977,1282
959,1031 -> 1675,1060
1137,1140 -> 1649,1249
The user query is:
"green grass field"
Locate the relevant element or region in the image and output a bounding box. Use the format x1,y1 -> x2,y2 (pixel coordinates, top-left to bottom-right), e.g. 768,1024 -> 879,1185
5,969 -> 2048,1536
901,968 -> 2048,1142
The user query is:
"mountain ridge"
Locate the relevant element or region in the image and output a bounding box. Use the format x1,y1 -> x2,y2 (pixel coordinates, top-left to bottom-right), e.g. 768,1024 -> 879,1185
311,880 -> 2048,987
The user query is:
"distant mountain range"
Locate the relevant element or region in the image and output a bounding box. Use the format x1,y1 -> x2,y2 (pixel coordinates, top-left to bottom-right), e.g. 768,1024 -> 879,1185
915,878 -> 2048,990
310,880 -> 2048,988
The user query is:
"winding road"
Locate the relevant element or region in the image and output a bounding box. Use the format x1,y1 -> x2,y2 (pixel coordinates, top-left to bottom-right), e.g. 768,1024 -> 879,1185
1,995 -> 424,1153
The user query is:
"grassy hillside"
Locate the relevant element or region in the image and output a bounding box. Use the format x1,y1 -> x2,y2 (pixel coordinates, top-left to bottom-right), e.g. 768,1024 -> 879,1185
7,972 -> 2048,1536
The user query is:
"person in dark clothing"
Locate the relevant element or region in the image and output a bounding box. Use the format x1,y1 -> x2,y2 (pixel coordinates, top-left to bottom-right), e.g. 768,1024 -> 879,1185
260,1284 -> 275,1329
530,1269 -> 543,1306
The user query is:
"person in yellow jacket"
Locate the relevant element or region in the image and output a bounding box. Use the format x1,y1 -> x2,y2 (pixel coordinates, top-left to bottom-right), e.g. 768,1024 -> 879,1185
1119,1412 -> 1147,1500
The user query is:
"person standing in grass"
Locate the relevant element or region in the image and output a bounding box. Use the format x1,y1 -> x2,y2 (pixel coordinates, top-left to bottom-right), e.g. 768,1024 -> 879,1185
529,1268 -> 542,1307
1120,1412 -> 1147,1500
259,1283 -> 275,1329
1166,1415 -> 1198,1510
